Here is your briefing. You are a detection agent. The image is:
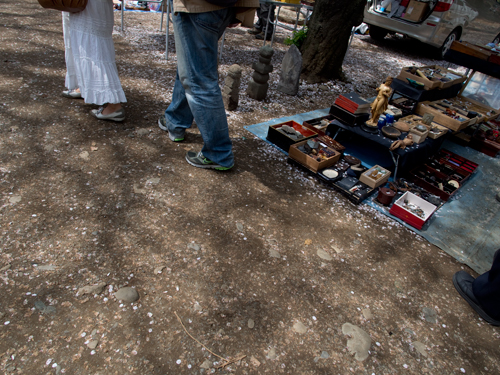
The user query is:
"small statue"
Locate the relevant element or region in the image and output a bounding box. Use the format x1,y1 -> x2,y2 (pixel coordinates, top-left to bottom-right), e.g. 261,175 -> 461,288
367,77 -> 394,126
389,134 -> 413,151
222,64 -> 242,111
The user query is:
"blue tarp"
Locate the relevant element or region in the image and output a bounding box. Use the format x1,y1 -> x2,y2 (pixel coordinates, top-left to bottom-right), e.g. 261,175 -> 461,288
245,109 -> 500,274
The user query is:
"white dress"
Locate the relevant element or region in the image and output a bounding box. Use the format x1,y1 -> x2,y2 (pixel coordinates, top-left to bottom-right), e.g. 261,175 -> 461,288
67,0 -> 126,105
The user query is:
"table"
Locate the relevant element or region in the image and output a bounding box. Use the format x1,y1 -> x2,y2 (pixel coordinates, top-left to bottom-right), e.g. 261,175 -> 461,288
445,41 -> 500,80
260,0 -> 314,48
326,120 -> 448,180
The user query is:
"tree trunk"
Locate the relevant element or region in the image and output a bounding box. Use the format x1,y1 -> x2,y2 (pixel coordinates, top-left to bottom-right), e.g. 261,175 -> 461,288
301,0 -> 367,83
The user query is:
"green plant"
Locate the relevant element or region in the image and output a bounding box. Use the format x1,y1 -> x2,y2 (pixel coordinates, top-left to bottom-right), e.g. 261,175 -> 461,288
284,27 -> 308,50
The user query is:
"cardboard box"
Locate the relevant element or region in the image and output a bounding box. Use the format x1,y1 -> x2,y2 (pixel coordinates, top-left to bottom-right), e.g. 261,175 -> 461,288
403,0 -> 429,22
288,138 -> 341,173
359,165 -> 391,189
389,192 -> 437,230
416,102 -> 471,131
239,9 -> 256,28
266,121 -> 318,152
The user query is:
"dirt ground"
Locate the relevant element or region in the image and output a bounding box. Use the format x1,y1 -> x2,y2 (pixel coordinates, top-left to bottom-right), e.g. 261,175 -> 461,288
1,2 -> 499,374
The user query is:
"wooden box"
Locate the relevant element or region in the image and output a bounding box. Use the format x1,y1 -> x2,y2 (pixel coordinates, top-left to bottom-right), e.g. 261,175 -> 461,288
426,123 -> 449,139
359,165 -> 391,189
416,102 -> 471,131
451,96 -> 499,123
397,66 -> 441,90
389,192 -> 437,230
266,121 -> 317,152
303,115 -> 334,131
409,126 -> 429,143
396,114 -> 449,139
397,65 -> 466,91
288,138 -> 341,173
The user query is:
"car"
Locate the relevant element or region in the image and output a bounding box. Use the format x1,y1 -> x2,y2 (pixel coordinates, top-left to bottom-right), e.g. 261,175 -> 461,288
363,0 -> 479,59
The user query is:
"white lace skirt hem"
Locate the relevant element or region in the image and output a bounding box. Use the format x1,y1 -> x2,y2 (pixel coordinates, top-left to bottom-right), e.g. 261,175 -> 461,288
69,0 -> 126,105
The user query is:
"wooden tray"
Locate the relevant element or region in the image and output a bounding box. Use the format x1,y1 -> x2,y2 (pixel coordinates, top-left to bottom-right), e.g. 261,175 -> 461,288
450,41 -> 491,61
416,102 -> 471,132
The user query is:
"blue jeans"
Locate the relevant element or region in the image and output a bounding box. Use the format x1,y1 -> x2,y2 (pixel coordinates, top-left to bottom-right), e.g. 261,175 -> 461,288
164,4 -> 235,168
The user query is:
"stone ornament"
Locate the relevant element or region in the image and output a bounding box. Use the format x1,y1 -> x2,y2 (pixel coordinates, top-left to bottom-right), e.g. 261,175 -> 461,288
247,46 -> 274,101
222,64 -> 242,111
277,44 -> 302,96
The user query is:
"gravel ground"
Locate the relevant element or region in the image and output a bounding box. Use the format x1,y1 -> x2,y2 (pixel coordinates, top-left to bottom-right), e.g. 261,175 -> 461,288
0,2 -> 499,374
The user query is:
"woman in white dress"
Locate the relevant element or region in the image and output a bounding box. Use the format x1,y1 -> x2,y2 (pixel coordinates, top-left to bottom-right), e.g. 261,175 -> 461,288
62,0 -> 127,122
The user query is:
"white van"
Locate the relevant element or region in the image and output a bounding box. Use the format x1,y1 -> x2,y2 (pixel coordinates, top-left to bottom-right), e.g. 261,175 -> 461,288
363,0 -> 479,58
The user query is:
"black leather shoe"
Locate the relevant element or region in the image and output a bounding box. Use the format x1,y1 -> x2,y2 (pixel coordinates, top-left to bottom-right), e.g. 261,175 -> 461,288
247,28 -> 262,35
255,33 -> 272,41
453,271 -> 500,326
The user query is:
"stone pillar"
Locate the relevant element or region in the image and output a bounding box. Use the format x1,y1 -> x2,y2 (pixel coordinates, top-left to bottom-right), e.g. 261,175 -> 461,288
247,46 -> 274,101
222,64 -> 242,111
277,44 -> 302,96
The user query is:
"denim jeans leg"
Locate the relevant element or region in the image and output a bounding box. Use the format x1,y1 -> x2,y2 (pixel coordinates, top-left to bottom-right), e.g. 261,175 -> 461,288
164,5 -> 235,168
163,70 -> 194,140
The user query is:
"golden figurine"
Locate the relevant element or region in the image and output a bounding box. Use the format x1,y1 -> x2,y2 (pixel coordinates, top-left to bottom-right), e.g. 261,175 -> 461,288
366,77 -> 394,126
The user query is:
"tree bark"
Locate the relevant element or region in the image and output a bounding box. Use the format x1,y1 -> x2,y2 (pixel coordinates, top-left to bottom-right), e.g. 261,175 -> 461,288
301,0 -> 367,83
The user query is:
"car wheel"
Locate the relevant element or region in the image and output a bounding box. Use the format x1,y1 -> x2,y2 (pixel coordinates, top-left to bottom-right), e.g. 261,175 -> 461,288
369,25 -> 387,41
493,33 -> 500,45
438,30 -> 459,59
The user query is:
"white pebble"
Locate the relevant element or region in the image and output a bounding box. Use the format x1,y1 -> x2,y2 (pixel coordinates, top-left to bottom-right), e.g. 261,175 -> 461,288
81,332 -> 86,337
52,363 -> 57,368
176,359 -> 181,365
4,321 -> 10,325
460,369 -> 465,373
46,359 -> 52,365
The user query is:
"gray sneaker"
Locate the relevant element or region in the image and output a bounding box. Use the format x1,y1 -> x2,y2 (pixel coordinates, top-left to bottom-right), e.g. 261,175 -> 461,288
158,116 -> 184,142
91,107 -> 125,122
185,150 -> 233,170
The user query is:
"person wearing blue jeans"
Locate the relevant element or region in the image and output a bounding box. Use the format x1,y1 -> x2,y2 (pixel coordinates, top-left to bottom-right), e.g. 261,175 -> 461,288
453,248 -> 500,326
158,0 -> 259,170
